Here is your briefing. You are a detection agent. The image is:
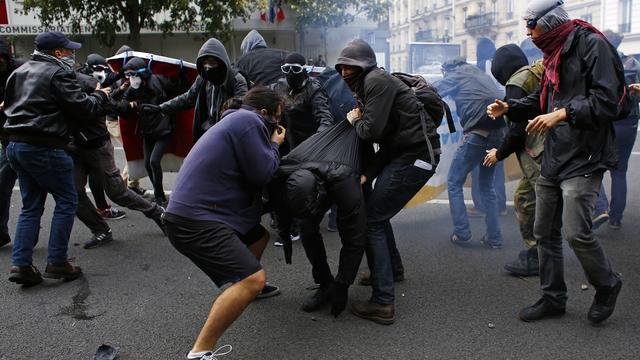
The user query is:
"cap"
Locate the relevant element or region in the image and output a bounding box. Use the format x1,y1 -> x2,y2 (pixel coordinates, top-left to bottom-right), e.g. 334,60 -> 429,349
34,31 -> 82,51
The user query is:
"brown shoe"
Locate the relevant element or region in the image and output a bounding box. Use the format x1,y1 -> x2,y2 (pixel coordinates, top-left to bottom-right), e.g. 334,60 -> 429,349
358,271 -> 405,286
8,265 -> 43,286
350,300 -> 395,325
44,262 -> 83,281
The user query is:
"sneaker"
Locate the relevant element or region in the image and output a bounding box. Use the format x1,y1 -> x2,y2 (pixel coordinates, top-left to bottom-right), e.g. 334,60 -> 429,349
301,284 -> 332,312
504,249 -> 539,276
84,230 -> 114,249
273,238 -> 284,247
43,261 -> 83,281
8,265 -> 43,286
255,283 -> 281,299
518,297 -> 566,322
608,220 -> 621,230
480,235 -> 502,250
186,345 -> 233,360
290,232 -> 300,242
97,207 -> 126,220
0,232 -> 10,248
350,300 -> 395,325
450,233 -> 472,247
592,212 -> 609,230
358,271 -> 405,286
588,275 -> 622,324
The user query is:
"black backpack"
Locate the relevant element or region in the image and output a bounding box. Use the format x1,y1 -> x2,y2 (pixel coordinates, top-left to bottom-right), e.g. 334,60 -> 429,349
392,72 -> 456,133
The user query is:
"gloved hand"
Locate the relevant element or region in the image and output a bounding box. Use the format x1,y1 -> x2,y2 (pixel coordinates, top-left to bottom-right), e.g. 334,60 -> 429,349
139,103 -> 163,117
330,282 -> 349,317
346,108 -> 362,125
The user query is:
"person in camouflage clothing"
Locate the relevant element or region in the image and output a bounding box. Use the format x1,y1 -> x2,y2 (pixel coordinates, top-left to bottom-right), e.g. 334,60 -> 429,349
484,44 -> 545,276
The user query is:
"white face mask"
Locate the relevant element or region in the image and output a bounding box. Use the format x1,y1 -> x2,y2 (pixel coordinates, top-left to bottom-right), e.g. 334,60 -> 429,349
129,76 -> 142,89
92,70 -> 106,83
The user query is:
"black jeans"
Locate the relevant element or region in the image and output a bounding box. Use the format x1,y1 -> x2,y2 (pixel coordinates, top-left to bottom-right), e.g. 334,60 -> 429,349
0,140 -> 18,237
74,141 -> 163,234
299,176 -> 367,287
143,134 -> 171,202
535,174 -> 618,306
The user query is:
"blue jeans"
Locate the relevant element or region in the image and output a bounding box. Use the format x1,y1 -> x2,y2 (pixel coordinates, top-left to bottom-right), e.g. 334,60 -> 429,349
0,140 -> 18,237
367,160 -> 436,305
594,117 -> 638,222
447,132 -> 503,245
472,160 -> 507,213
6,142 -> 78,266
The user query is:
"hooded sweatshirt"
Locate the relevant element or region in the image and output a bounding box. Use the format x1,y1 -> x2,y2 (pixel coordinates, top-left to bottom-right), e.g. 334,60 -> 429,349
335,39 -> 440,179
160,38 -> 247,141
236,30 -> 289,87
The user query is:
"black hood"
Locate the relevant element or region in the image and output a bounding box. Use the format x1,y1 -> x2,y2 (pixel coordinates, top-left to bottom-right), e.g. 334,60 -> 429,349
196,38 -> 231,85
491,44 -> 528,86
240,30 -> 267,55
335,39 -> 377,73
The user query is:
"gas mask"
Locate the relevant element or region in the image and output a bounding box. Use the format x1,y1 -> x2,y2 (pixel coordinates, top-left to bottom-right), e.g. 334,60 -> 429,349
129,76 -> 142,89
286,73 -> 307,91
92,70 -> 106,83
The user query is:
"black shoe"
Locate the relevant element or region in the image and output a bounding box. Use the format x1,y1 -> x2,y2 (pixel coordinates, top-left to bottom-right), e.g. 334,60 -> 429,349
43,261 -> 83,281
0,232 -> 10,248
350,300 -> 395,325
255,283 -> 280,299
504,249 -> 539,276
8,265 -> 43,286
480,235 -> 502,250
518,297 -> 566,322
588,276 -> 622,324
301,284 -> 332,312
450,233 -> 472,247
608,220 -> 621,230
592,212 -> 609,230
358,271 -> 405,286
84,230 -> 113,249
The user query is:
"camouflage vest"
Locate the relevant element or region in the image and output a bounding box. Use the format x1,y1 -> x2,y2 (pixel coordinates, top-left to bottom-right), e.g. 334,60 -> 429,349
506,60 -> 545,180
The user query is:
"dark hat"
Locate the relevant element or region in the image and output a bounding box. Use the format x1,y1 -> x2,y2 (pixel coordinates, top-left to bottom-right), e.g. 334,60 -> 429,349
35,31 -> 81,50
284,52 -> 306,66
123,57 -> 147,72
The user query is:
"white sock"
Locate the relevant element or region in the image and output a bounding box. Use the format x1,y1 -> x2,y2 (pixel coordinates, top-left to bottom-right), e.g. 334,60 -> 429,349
187,350 -> 210,359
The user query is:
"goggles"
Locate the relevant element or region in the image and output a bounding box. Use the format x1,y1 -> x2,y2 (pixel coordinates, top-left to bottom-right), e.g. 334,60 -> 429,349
281,63 -> 305,74
91,64 -> 109,71
526,0 -> 564,30
124,68 -> 148,78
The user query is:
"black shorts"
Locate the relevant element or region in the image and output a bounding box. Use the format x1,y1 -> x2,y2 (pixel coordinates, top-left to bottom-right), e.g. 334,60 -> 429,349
164,213 -> 265,287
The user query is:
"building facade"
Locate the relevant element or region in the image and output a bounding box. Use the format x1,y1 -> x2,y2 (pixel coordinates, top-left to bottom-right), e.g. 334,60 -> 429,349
389,0 -> 635,73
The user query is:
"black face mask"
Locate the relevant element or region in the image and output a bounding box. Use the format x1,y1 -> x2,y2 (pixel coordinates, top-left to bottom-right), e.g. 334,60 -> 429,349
342,73 -> 360,92
286,73 -> 306,90
203,65 -> 226,85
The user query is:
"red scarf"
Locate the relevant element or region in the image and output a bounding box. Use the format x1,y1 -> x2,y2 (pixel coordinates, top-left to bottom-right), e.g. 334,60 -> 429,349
533,19 -> 606,111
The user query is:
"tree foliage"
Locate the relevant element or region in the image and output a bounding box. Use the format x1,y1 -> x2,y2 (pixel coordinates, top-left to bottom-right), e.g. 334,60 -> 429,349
21,0 -> 256,47
287,0 -> 389,30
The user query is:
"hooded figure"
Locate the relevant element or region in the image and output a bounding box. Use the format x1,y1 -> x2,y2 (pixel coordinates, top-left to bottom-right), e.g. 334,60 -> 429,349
156,38 -> 248,142
476,37 -> 496,73
271,52 -> 334,150
236,30 -> 289,88
520,38 -> 543,64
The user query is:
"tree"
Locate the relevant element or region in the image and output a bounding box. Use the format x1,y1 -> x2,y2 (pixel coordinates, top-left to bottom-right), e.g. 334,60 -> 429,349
21,0 -> 257,48
287,0 -> 388,58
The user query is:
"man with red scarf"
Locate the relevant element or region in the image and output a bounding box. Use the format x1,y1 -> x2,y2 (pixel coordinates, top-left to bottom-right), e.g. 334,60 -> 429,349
487,0 -> 624,324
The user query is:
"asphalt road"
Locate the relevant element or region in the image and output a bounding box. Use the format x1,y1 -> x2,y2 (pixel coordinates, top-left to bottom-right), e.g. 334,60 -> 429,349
1,140 -> 640,360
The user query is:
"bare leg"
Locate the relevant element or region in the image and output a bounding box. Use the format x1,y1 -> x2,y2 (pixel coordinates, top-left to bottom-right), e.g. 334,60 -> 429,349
248,232 -> 270,261
191,269 -> 266,353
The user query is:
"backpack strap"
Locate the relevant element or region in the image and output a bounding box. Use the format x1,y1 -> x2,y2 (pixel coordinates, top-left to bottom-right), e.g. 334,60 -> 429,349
442,101 -> 456,133
418,104 -> 437,167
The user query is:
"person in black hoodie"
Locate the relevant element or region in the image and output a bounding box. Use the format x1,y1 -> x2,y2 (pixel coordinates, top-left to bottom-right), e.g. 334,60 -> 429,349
484,44 -> 545,277
145,38 -> 248,143
0,37 -> 22,249
335,39 -> 440,325
71,70 -> 167,249
236,30 -> 289,88
4,31 -> 110,286
122,57 -> 186,207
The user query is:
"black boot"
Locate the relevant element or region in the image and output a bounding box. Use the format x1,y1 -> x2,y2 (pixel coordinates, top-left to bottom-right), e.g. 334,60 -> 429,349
504,248 -> 539,276
588,275 -> 622,324
301,283 -> 332,312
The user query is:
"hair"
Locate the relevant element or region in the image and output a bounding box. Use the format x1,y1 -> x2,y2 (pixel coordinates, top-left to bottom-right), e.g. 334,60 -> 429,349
242,86 -> 282,116
221,97 -> 244,112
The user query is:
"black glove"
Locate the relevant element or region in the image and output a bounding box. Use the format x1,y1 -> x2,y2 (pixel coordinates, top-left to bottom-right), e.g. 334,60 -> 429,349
139,103 -> 162,117
330,282 -> 349,317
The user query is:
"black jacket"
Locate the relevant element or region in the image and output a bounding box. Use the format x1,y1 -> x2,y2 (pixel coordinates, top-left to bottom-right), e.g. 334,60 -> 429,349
336,39 -> 440,179
236,30 -> 289,87
272,78 -> 334,149
124,74 -> 183,138
3,53 -> 108,148
73,72 -> 110,148
0,40 -> 23,142
160,38 -> 248,142
508,26 -> 625,182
